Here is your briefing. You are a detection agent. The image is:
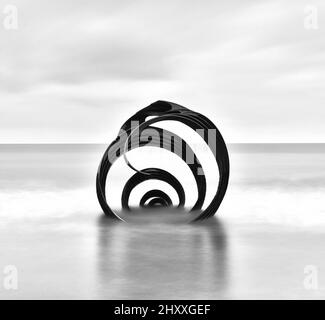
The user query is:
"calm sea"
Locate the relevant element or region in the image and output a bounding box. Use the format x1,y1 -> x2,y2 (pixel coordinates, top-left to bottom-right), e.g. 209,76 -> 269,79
0,144 -> 324,299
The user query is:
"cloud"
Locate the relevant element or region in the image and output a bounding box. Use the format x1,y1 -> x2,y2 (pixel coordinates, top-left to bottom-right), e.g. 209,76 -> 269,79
0,0 -> 324,142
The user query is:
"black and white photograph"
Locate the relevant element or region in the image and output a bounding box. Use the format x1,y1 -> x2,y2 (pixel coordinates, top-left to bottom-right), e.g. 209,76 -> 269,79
0,0 -> 324,306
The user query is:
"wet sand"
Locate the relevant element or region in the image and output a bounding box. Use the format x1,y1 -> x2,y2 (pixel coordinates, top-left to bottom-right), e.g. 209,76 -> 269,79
1,214 -> 325,299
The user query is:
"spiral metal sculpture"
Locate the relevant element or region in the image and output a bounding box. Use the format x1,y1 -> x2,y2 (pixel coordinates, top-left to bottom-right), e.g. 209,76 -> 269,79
96,100 -> 229,222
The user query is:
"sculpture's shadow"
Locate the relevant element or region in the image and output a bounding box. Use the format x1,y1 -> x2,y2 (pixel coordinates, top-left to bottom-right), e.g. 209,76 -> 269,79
96,211 -> 229,299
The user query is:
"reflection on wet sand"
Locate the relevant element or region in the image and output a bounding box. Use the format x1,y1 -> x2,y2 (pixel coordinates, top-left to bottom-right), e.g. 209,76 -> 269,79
97,213 -> 229,299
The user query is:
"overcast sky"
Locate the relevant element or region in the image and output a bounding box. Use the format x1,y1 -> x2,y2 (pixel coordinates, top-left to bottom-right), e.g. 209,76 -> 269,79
0,0 -> 324,143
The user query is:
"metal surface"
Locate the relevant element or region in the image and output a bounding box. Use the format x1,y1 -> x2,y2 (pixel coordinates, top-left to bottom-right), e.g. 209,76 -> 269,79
96,100 -> 229,221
